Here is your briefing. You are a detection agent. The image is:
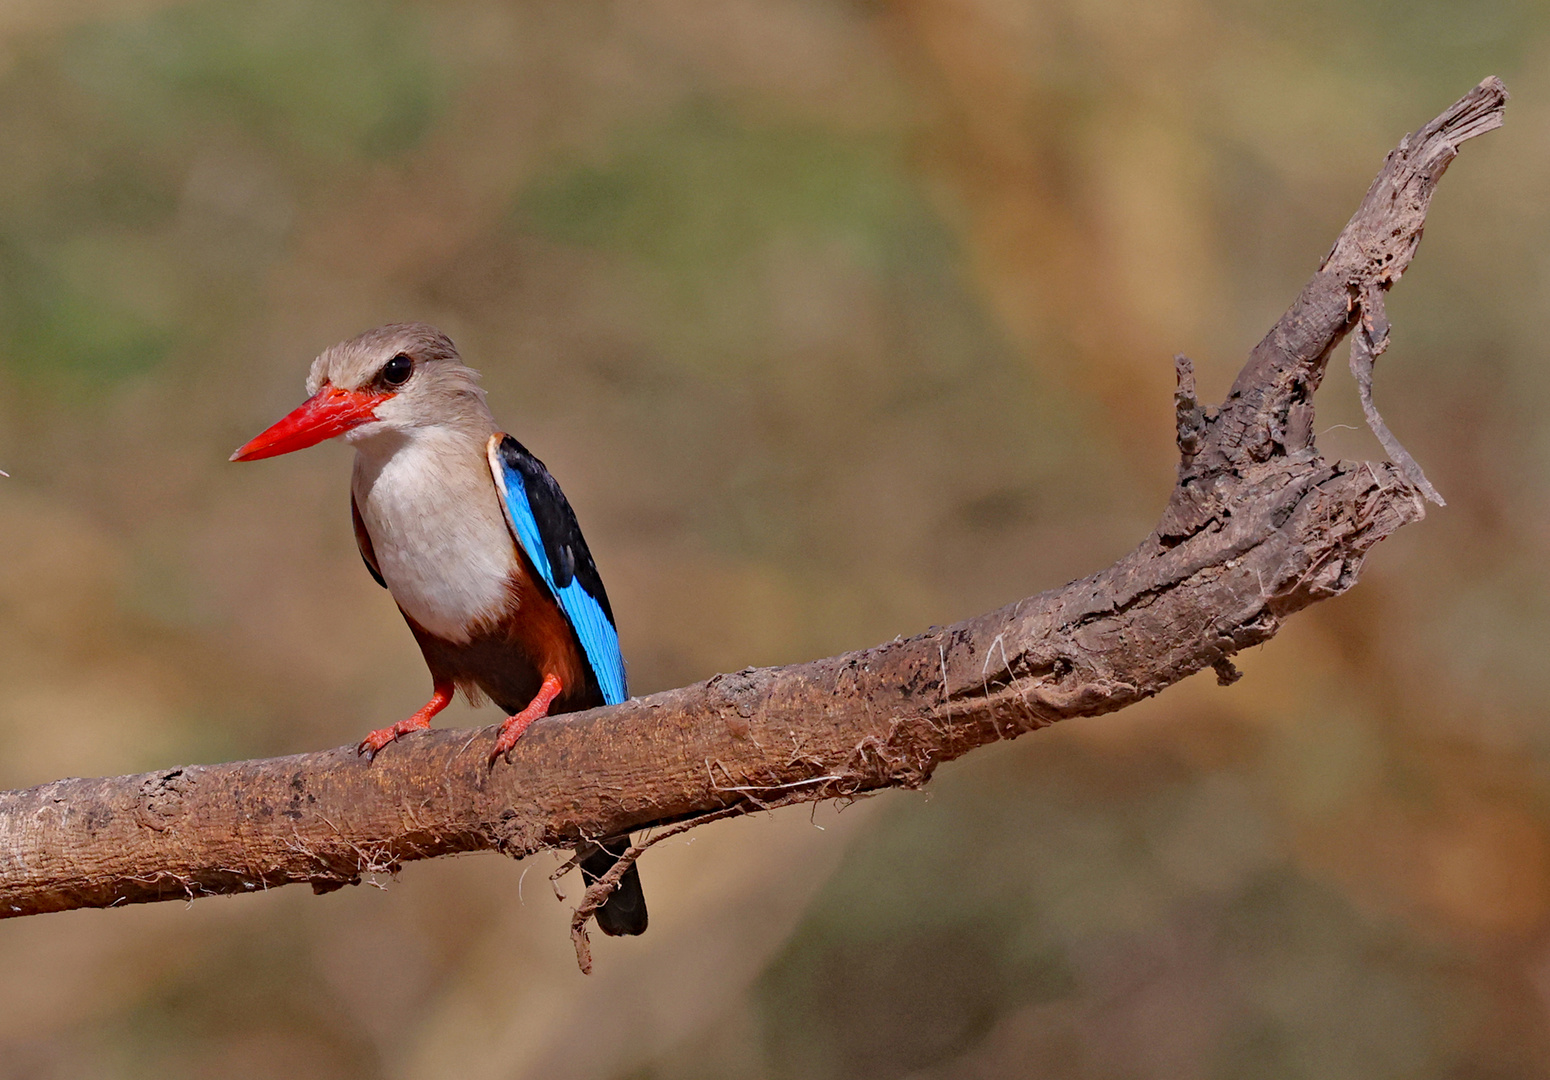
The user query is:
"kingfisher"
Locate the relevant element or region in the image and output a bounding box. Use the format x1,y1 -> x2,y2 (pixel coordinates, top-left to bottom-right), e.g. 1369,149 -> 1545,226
231,322 -> 645,937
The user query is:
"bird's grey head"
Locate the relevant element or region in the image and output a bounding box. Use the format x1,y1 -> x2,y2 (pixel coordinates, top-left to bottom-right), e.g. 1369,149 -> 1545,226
307,323 -> 495,443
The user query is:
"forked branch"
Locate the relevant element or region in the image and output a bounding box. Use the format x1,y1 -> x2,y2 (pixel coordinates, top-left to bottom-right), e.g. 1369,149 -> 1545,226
0,79 -> 1508,969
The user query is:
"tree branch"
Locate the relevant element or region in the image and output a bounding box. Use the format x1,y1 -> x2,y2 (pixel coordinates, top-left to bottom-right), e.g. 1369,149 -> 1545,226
0,80 -> 1507,954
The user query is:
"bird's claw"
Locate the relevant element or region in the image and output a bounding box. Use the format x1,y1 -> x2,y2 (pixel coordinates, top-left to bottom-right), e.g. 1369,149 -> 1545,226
357,718 -> 427,761
487,713 -> 538,767
487,674 -> 561,767
356,685 -> 454,764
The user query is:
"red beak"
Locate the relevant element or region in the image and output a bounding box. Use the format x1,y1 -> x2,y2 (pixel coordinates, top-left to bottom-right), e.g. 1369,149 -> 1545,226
230,384 -> 388,462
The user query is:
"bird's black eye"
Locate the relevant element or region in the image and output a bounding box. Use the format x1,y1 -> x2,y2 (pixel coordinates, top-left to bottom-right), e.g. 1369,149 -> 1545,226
381,353 -> 413,386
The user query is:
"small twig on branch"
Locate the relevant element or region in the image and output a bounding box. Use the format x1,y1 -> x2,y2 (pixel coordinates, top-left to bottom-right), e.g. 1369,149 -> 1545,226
0,78 -> 1508,972
1173,353 -> 1205,464
1350,284 -> 1444,505
568,802 -> 758,973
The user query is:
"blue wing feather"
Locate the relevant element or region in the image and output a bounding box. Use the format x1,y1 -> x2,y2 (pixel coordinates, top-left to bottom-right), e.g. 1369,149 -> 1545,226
487,435 -> 628,706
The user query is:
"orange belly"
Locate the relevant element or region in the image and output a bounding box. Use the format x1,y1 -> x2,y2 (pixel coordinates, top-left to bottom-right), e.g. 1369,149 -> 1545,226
401,558 -> 597,716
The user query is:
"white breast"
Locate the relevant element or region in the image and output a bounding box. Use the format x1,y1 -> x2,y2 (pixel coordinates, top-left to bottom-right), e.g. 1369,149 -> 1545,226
351,428 -> 517,644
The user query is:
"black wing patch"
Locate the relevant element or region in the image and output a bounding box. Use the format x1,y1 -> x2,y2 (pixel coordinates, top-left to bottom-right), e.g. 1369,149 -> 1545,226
351,494 -> 386,589
494,436 -> 616,624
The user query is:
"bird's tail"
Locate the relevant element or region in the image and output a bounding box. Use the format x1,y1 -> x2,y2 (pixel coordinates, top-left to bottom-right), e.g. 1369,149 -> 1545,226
579,836 -> 648,937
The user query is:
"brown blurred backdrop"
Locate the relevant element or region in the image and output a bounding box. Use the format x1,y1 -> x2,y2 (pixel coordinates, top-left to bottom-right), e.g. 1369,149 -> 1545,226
0,1 -> 1547,1077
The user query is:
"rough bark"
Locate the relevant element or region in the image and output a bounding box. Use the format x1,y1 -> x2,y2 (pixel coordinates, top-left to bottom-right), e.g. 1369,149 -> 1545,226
0,79 -> 1507,939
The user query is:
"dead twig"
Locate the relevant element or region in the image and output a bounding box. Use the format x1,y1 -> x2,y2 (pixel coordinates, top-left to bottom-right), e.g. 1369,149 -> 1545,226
569,802 -> 756,974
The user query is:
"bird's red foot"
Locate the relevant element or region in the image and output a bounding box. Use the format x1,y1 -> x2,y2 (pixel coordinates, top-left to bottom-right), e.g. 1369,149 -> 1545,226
490,673 -> 563,765
358,682 -> 454,761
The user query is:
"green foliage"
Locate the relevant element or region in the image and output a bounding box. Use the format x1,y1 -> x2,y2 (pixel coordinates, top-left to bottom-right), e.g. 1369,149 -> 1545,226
0,0 -> 444,386
1228,0 -> 1549,91
0,234 -> 170,382
520,103 -> 915,279
63,0 -> 442,160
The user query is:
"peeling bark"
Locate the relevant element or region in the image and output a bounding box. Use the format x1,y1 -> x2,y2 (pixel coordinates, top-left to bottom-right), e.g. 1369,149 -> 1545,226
0,79 -> 1508,942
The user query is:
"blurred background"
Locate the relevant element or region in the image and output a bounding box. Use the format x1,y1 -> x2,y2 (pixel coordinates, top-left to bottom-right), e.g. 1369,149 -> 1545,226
0,1 -> 1546,1077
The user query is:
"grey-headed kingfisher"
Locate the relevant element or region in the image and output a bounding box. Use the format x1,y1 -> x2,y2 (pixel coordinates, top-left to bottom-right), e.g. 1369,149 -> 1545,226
231,323 -> 645,937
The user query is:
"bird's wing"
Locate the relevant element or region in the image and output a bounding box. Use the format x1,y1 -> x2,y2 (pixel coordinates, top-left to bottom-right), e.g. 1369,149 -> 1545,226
486,434 -> 627,706
351,493 -> 387,589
